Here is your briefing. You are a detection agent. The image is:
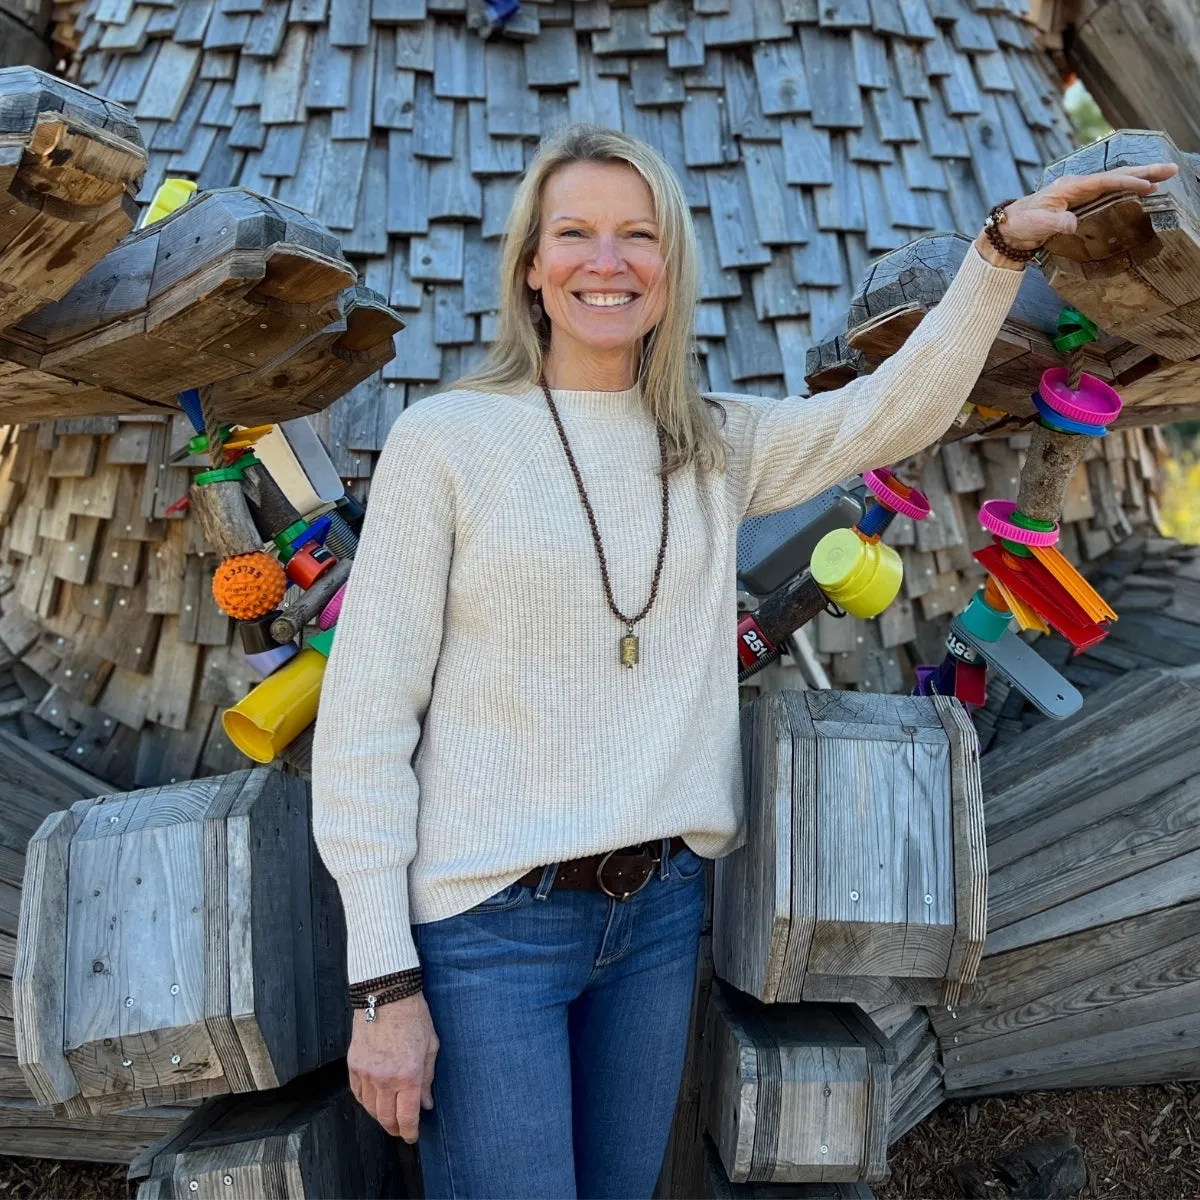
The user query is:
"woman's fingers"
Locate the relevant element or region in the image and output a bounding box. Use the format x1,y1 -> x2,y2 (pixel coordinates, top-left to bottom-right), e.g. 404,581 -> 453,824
421,1038 -> 438,1111
394,1077 -> 423,1143
361,1077 -> 404,1139
1049,163 -> 1179,206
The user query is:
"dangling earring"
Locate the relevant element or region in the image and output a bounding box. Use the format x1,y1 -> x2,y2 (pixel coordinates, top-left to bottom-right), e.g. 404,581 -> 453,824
530,289 -> 544,324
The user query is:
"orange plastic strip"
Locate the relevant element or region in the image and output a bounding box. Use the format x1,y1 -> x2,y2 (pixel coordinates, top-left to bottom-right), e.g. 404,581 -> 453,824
1030,544 -> 1118,624
990,576 -> 1051,634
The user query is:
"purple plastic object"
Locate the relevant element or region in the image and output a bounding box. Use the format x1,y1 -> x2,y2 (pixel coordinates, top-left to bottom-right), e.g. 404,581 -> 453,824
245,642 -> 299,678
863,467 -> 931,521
317,584 -> 346,631
1038,368 -> 1122,427
978,499 -> 1059,547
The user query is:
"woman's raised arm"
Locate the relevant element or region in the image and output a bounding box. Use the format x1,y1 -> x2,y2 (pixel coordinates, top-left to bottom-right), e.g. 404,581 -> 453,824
733,163 -> 1178,520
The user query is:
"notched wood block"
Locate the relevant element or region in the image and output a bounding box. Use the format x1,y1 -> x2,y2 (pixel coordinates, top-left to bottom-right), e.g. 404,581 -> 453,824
803,228 -> 1200,433
13,769 -> 349,1113
0,189 -> 403,427
1041,129 -> 1200,361
0,67 -> 146,332
703,984 -> 892,1186
714,690 -> 988,1010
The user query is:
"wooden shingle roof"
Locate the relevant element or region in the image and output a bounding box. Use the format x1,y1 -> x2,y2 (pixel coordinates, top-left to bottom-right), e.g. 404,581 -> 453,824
67,0 -> 1077,410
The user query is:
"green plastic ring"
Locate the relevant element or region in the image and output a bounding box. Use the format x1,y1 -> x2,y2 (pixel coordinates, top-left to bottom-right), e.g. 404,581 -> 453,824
1010,510 -> 1057,533
194,466 -> 245,485
1053,327 -> 1097,352
274,519 -> 309,557
998,536 -> 1033,557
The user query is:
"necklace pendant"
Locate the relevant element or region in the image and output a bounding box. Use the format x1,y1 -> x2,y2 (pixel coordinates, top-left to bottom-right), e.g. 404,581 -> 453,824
620,628 -> 640,668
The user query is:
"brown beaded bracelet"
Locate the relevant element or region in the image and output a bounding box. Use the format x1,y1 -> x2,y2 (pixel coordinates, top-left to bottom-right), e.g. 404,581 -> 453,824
349,967 -> 422,1000
350,968 -> 423,1021
982,200 -> 1045,265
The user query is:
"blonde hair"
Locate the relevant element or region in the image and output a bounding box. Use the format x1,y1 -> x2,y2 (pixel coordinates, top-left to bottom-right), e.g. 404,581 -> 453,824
456,124 -> 728,476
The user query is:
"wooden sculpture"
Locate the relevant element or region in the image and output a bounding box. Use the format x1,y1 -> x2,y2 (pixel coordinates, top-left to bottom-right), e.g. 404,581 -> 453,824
933,666 -> 1200,1097
13,769 -> 348,1115
0,67 -> 146,331
0,189 -> 404,427
713,690 -> 987,1011
805,214 -> 1200,433
1039,130 -> 1200,362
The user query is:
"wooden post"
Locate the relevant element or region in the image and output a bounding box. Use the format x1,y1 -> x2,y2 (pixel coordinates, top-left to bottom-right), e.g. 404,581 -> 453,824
189,480 -> 263,559
129,1061 -> 418,1199
702,984 -> 892,1185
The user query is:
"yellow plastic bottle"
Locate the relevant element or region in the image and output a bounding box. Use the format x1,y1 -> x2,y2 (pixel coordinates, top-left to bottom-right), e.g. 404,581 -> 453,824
222,646 -> 327,763
810,527 -> 904,619
140,178 -> 198,228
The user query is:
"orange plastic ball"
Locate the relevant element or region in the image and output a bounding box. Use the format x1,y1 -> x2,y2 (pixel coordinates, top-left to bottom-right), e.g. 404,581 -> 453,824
212,551 -> 287,620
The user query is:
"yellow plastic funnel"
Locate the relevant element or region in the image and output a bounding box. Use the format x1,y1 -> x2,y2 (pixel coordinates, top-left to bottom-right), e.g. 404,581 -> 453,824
810,528 -> 904,619
222,646 -> 326,763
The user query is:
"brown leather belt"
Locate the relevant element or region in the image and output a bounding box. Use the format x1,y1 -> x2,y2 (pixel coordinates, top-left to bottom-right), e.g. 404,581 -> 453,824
517,837 -> 688,902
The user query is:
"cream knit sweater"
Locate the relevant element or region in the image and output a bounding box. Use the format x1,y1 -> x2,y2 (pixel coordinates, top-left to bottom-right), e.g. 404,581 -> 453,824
311,246 -> 1023,982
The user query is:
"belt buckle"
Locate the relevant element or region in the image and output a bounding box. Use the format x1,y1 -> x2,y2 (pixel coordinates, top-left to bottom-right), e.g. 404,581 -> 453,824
596,844 -> 657,902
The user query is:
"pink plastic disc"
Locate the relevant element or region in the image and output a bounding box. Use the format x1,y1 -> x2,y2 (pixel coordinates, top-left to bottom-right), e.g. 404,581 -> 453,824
978,499 -> 1059,547
317,584 -> 346,630
1038,368 -> 1122,427
863,467 -> 931,521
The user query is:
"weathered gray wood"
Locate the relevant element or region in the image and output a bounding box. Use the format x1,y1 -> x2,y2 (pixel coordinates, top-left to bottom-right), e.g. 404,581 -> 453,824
1041,129 -> 1200,362
703,986 -> 890,1185
132,1061 -> 411,1199
13,805 -> 91,1106
716,690 -> 981,1006
0,189 -> 393,428
16,769 -> 348,1114
714,696 -> 795,1004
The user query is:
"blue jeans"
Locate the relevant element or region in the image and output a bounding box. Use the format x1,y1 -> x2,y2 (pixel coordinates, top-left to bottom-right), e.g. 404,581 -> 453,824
414,842 -> 708,1200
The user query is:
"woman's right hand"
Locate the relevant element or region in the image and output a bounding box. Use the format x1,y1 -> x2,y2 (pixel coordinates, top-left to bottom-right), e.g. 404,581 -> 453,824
347,991 -> 440,1143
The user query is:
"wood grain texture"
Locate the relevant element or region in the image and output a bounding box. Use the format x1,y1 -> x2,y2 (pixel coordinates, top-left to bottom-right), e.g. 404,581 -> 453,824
703,985 -> 891,1185
0,68 -> 146,331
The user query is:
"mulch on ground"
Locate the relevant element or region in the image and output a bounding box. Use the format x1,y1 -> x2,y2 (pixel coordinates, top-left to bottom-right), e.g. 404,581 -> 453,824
2,1082 -> 1199,1198
0,1156 -> 127,1199
881,1082 -> 1200,1199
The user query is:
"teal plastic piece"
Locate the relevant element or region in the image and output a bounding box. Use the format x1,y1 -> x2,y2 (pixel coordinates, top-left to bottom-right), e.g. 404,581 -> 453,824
307,626 -> 336,657
959,590 -> 1011,644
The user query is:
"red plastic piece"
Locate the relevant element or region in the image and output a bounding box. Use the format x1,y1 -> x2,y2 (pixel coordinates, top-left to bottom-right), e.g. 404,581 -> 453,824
164,493 -> 190,517
975,543 -> 1109,651
286,542 -> 337,589
737,613 -> 776,670
954,660 -> 988,707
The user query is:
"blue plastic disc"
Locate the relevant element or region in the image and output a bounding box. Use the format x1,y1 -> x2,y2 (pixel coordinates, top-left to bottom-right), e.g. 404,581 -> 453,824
1031,392 -> 1108,437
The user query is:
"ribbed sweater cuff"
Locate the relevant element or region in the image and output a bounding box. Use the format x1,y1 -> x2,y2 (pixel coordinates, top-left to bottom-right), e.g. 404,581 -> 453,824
338,867 -> 421,982
949,243 -> 1027,335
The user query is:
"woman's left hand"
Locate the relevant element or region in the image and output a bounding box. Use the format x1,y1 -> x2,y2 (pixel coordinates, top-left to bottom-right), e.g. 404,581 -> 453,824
975,162 -> 1180,267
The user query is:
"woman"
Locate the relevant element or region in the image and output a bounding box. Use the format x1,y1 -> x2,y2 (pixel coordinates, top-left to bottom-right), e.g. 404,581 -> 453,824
312,125 -> 1172,1198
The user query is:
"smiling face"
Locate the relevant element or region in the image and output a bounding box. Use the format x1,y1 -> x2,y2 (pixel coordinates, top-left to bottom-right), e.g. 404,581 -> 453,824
525,160 -> 669,388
